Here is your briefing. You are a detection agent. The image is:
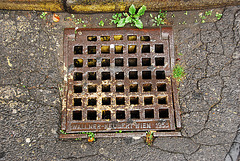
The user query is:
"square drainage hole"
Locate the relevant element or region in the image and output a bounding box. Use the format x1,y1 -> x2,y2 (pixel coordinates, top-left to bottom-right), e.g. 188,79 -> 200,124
74,46 -> 83,54
102,110 -> 111,119
143,84 -> 152,92
140,36 -> 150,41
102,97 -> 111,105
88,59 -> 97,67
87,110 -> 97,120
88,72 -> 97,80
144,97 -> 153,105
155,57 -> 164,66
74,59 -> 83,67
142,58 -> 151,66
145,109 -> 154,118
141,45 -> 150,53
88,85 -> 97,93
116,97 -> 125,105
128,58 -> 137,66
155,44 -> 164,53
116,111 -> 125,119
74,98 -> 82,106
116,85 -> 124,92
114,35 -> 123,40
156,71 -> 166,79
74,85 -> 82,93
102,72 -> 111,80
74,72 -> 83,81
73,111 -> 82,120
130,84 -> 138,92
101,59 -> 110,67
102,84 -> 110,92
115,58 -> 124,66
127,35 -> 137,41
130,97 -> 139,105
88,98 -> 97,106
87,36 -> 97,41
116,72 -> 124,80
101,36 -> 110,41
159,109 -> 169,118
130,110 -> 140,119
142,71 -> 151,79
158,96 -> 167,104
128,45 -> 136,54
88,46 -> 96,54
101,46 -> 110,54
157,83 -> 166,91
115,45 -> 123,54
129,71 -> 138,79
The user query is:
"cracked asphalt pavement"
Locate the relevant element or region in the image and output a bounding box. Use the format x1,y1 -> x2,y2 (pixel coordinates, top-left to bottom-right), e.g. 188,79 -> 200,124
0,5 -> 239,161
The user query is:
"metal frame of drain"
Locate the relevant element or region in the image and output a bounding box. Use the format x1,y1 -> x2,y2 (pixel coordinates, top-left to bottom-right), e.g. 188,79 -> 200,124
61,27 -> 181,138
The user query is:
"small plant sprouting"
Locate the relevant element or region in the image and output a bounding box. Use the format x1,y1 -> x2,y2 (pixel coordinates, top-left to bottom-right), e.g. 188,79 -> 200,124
75,138 -> 81,141
40,12 -> 47,20
66,14 -> 85,26
184,11 -> 188,15
205,10 -> 212,16
87,132 -> 95,142
216,12 -> 223,20
173,64 -> 186,82
60,130 -> 67,134
150,10 -> 167,26
99,20 -> 104,26
116,130 -> 123,133
199,10 -> 212,23
111,4 -> 146,29
145,131 -> 155,146
178,52 -> 183,56
171,14 -> 175,18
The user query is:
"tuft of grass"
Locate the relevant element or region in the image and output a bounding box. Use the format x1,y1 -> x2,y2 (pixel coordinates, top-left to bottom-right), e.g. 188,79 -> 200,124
173,64 -> 185,82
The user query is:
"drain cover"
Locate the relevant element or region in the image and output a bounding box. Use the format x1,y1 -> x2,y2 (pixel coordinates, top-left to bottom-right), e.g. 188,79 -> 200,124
61,28 -> 181,137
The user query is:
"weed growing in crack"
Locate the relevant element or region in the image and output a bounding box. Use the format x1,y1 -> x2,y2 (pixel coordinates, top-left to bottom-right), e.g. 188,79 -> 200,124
40,12 -> 47,20
150,10 -> 167,26
99,20 -> 104,26
216,12 -> 223,20
60,130 -> 67,134
145,131 -> 155,146
173,64 -> 186,82
199,10 -> 212,23
111,4 -> 146,29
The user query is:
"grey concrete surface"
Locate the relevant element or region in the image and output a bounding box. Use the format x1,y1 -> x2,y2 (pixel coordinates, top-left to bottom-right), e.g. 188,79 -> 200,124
0,6 -> 239,161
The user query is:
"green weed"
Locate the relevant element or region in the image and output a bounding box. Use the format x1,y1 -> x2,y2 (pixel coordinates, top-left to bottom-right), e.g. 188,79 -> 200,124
216,12 -> 222,20
60,130 -> 66,134
111,4 -> 146,29
40,12 -> 47,20
150,10 -> 167,26
173,64 -> 186,82
99,20 -> 104,26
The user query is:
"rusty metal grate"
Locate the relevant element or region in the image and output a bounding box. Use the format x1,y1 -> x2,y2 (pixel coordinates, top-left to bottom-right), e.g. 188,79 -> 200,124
61,28 -> 181,138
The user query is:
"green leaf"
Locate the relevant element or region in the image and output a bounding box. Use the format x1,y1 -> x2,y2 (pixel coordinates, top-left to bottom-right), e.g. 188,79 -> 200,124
133,15 -> 139,19
117,18 -> 126,27
125,16 -> 132,23
129,4 -> 136,15
118,13 -> 122,17
150,13 -> 153,18
135,19 -> 143,29
137,5 -> 146,16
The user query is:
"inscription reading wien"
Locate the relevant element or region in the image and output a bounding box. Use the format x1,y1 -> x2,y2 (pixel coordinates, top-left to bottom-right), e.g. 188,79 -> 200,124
71,121 -> 169,131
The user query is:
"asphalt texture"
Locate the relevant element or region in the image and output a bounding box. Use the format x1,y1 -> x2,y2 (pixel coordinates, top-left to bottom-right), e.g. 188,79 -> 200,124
0,6 -> 239,161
